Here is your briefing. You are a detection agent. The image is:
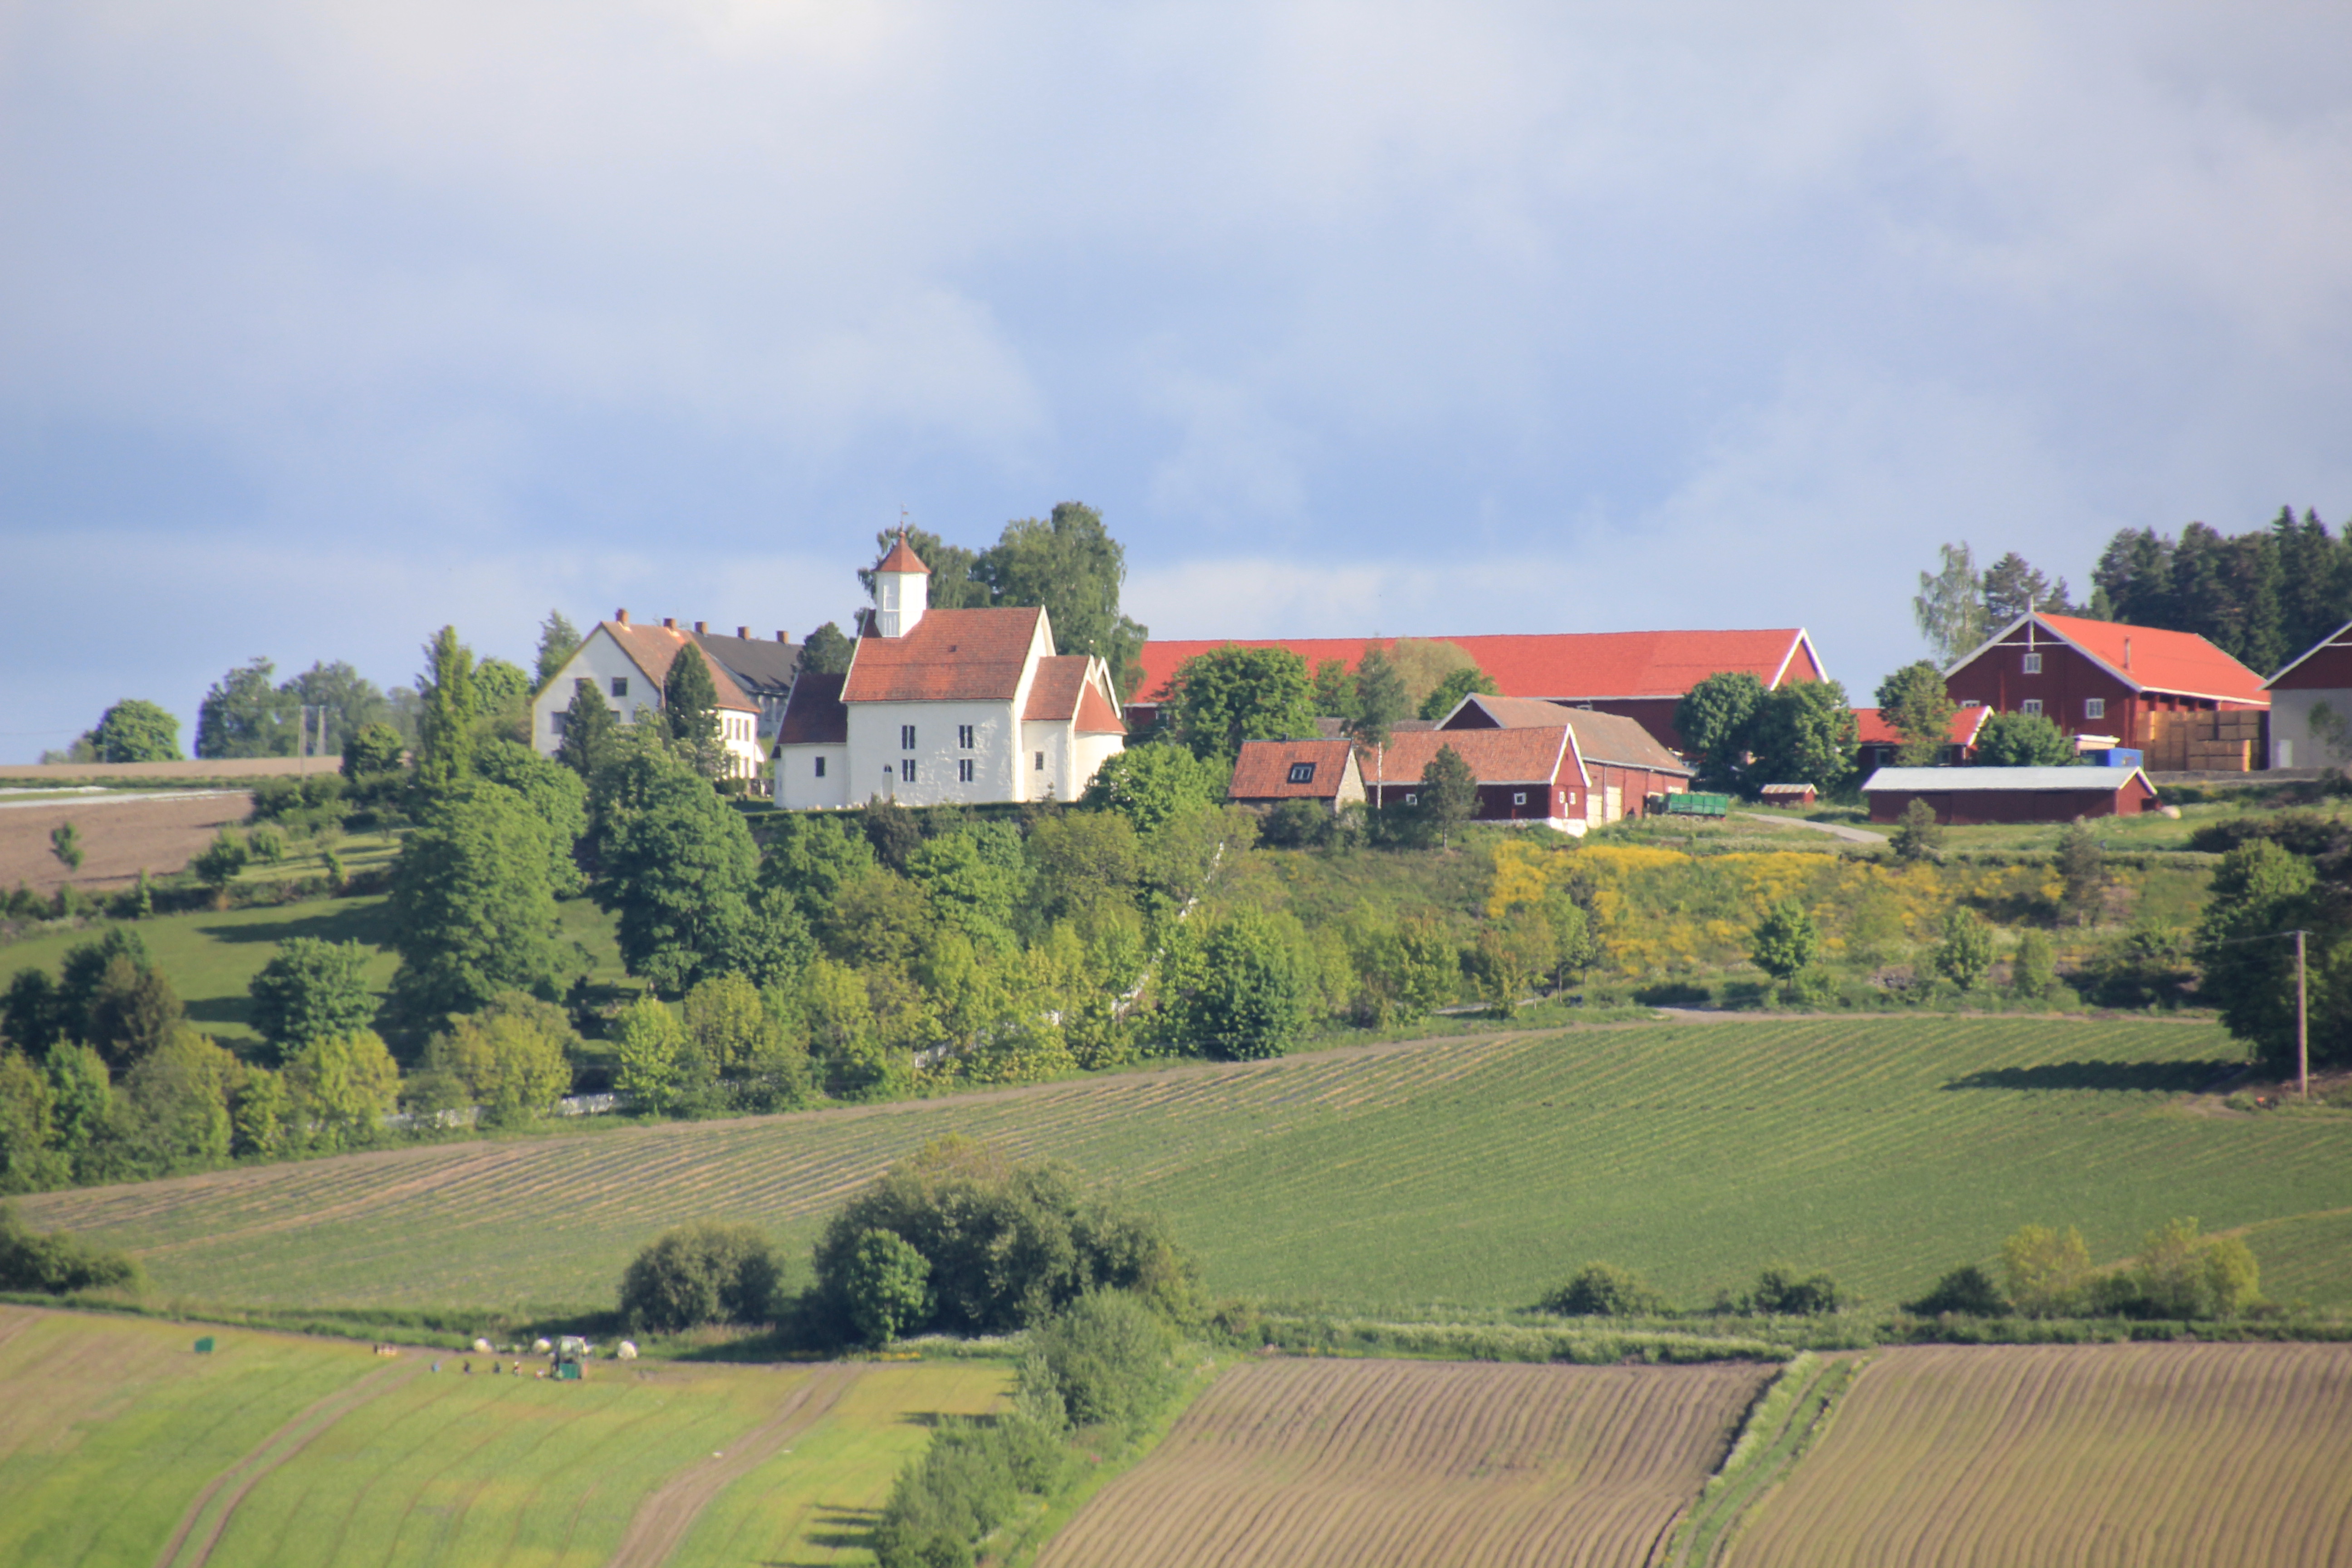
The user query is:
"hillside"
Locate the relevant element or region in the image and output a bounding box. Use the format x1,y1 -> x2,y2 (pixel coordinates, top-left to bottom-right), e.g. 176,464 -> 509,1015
23,1016 -> 2350,1318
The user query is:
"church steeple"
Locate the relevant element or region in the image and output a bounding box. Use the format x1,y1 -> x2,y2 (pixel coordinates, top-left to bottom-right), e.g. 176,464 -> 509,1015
872,531 -> 930,638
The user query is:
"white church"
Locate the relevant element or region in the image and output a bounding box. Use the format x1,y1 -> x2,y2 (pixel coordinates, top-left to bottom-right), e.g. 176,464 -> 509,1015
774,534 -> 1128,808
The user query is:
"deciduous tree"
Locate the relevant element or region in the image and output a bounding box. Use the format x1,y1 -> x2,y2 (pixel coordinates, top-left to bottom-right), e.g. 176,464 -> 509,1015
415,627 -> 478,789
387,781 -> 565,1020
1914,542 -> 1988,663
799,621 -> 855,676
1674,671 -> 1766,787
86,700 -> 183,763
1416,744 -> 1480,849
249,939 -> 378,1055
1166,645 -> 1318,764
534,609 -> 582,687
1874,661 -> 1956,766
1973,710 -> 2077,767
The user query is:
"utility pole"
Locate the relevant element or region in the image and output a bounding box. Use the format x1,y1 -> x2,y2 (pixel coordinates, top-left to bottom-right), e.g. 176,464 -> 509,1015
2296,928 -> 2309,1102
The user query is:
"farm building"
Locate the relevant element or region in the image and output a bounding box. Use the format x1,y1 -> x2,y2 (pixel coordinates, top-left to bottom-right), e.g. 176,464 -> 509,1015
1433,693 -> 1695,823
773,535 -> 1126,808
531,614 -> 769,786
1942,613 -> 2269,771
1852,705 -> 1990,773
1228,738 -> 1366,812
1128,628 -> 1825,751
1759,783 -> 1818,807
2262,620 -> 2352,771
1861,765 -> 2161,825
1352,697 -> 1694,831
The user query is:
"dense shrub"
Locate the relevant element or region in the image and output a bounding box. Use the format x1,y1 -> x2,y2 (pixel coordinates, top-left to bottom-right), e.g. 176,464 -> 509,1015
1022,1289 -> 1180,1433
1903,1264 -> 2007,1317
812,1137 -> 1193,1338
1542,1261 -> 1666,1317
617,1220 -> 784,1333
249,938 -> 379,1057
871,1401 -> 1066,1568
1743,1266 -> 1841,1316
0,1204 -> 143,1295
1162,907 -> 1309,1061
840,1228 -> 933,1346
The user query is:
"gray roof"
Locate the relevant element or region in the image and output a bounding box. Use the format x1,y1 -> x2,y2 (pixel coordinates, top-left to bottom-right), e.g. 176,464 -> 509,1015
1862,765 -> 2151,793
691,632 -> 801,697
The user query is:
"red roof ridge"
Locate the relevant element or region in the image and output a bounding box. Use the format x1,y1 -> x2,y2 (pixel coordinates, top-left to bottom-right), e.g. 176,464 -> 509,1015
603,621 -> 758,711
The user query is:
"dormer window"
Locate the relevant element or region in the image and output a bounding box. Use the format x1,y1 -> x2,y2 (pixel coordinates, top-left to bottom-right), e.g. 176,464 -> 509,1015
1287,762 -> 1316,784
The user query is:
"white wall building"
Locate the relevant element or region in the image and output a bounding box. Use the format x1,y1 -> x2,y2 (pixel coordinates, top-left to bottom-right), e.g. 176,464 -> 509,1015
531,613 -> 768,783
774,535 -> 1126,808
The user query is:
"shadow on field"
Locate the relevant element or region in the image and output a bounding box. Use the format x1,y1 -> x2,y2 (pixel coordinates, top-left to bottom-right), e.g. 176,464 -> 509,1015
794,1504 -> 881,1560
184,995 -> 255,1030
1944,1059 -> 2236,1093
198,900 -> 399,947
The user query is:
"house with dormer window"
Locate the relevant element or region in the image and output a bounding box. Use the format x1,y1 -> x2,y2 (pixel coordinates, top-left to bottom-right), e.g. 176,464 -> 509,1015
529,612 -> 769,783
774,535 -> 1127,808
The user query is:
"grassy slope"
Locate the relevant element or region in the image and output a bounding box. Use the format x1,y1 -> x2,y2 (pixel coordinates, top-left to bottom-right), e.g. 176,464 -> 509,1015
23,1017 -> 2352,1316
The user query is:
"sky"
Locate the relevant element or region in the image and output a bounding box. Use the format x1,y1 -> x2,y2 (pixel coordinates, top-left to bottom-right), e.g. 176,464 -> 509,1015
4,1 -> 2349,759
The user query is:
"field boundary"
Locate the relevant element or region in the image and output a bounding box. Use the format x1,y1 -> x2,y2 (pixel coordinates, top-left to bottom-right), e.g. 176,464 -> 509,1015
603,1361 -> 863,1568
1662,1351 -> 1864,1568
154,1352 -> 421,1568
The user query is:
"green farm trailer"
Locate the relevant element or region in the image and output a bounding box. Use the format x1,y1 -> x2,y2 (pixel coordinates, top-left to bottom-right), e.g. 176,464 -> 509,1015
1659,792 -> 1731,818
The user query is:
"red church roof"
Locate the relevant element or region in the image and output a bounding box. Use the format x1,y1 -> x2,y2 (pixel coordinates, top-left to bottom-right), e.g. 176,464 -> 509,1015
1132,629 -> 1820,706
1953,614 -> 2269,706
842,607 -> 1044,703
874,534 -> 930,574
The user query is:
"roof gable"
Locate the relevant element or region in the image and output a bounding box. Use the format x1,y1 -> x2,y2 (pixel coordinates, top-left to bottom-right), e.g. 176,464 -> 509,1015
1357,727 -> 1572,786
1948,613 -> 2269,706
776,671 -> 848,745
842,607 -> 1045,704
2266,619 -> 2352,689
1438,693 -> 1688,773
601,622 -> 759,712
1853,706 -> 1990,747
1229,738 -> 1360,799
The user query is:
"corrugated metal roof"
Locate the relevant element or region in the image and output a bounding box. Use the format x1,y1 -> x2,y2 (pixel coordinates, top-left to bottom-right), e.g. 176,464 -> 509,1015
1861,766 -> 2149,792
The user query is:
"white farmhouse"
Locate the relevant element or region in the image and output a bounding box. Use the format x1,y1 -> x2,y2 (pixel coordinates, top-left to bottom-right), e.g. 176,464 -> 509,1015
774,535 -> 1126,808
530,613 -> 769,784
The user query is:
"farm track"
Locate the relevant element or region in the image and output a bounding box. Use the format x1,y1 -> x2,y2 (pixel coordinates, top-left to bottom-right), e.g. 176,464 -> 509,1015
1720,1343 -> 2352,1567
601,1362 -> 862,1568
1034,1358 -> 1770,1568
155,1354 -> 421,1568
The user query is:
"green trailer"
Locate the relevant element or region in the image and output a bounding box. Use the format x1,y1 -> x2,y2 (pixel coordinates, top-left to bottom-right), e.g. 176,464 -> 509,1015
1660,792 -> 1731,818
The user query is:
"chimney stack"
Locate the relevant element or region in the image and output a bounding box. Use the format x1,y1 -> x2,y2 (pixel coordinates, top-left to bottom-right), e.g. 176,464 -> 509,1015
694,620 -> 707,634
663,617 -> 676,630
775,630 -> 789,642
616,608 -> 629,624
737,625 -> 749,639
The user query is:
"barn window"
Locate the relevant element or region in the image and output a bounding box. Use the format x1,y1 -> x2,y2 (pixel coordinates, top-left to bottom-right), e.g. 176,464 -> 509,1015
2021,699 -> 2043,716
814,756 -> 826,777
1512,792 -> 1526,805
1287,762 -> 1316,784
958,759 -> 975,783
1404,792 -> 1418,805
2022,653 -> 2043,674
2085,698 -> 2106,720
610,676 -> 629,697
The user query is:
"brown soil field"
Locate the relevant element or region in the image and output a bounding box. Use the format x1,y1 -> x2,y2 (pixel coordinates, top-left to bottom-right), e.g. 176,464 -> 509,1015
1034,1357 -> 1773,1568
1721,1342 -> 2352,1567
0,791 -> 251,892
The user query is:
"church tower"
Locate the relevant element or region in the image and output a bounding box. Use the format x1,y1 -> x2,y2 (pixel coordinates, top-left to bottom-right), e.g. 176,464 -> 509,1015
871,532 -> 930,638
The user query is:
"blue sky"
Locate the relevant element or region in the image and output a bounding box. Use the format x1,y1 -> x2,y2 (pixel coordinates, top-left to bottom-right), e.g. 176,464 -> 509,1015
4,1 -> 2348,759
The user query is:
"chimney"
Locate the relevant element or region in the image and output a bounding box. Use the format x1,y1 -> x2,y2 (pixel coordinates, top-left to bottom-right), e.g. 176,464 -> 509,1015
736,625 -> 749,639
616,608 -> 629,624
2125,637 -> 2133,671
775,630 -> 788,642
694,620 -> 707,634
663,617 -> 676,630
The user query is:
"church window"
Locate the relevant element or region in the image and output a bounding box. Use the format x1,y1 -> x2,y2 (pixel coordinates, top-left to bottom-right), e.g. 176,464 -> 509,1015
959,759 -> 975,782
901,759 -> 916,783
958,725 -> 975,749
901,724 -> 917,749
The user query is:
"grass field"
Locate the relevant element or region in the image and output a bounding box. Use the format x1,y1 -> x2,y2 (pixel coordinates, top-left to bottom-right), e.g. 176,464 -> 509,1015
1719,1342 -> 2352,1566
20,1016 -> 2352,1318
0,1304 -> 1006,1568
1034,1357 -> 1770,1568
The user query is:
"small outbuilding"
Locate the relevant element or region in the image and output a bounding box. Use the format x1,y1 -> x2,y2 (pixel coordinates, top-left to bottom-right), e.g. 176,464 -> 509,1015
1228,738 -> 1366,812
1759,783 -> 1818,807
1861,765 -> 2160,825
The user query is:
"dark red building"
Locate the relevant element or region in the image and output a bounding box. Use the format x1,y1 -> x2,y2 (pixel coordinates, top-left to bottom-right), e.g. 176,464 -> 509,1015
1943,613 -> 2267,770
1862,765 -> 2161,824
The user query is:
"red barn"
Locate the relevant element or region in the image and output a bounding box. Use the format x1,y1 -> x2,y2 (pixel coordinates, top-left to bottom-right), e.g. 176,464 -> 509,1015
1227,738 -> 1366,812
1853,705 -> 1990,773
1353,697 -> 1695,831
1862,764 -> 2160,824
1129,629 -> 1823,753
1943,613 -> 2267,771
2263,620 -> 2352,771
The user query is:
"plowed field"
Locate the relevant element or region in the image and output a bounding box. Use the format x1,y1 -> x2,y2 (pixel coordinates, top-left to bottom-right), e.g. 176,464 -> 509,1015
1721,1342 -> 2352,1567
1034,1357 -> 1772,1568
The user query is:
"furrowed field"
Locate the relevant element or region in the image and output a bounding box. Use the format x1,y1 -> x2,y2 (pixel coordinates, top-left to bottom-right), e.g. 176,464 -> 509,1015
21,1016 -> 2352,1316
1719,1343 -> 2352,1567
1034,1358 -> 1771,1568
0,1306 -> 1004,1568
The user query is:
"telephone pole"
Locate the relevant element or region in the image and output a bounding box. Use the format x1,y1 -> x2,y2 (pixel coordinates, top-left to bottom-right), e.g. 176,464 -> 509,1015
2296,928 -> 2309,1102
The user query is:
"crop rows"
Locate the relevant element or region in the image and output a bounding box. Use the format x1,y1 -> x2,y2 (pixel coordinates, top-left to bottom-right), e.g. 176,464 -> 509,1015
1722,1343 -> 2352,1567
1035,1358 -> 1770,1568
22,1017 -> 2350,1315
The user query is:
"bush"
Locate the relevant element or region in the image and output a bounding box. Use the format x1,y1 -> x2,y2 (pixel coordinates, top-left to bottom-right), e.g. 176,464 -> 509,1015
249,938 -> 379,1057
2012,929 -> 2059,999
872,1403 -> 1067,1568
1889,798 -> 1944,863
1745,1266 -> 1841,1315
191,828 -> 250,889
0,1204 -> 144,1294
1931,906 -> 1996,990
1164,907 -> 1309,1061
841,1228 -> 933,1346
1258,798 -> 1336,850
1021,1289 -> 1179,1433
1903,1264 -> 2007,1316
1748,899 -> 1819,982
617,1220 -> 784,1333
1542,1261 -> 1665,1317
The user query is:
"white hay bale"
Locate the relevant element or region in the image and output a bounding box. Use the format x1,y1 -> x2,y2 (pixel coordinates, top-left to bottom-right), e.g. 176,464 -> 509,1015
472,1338 -> 494,1353
616,1341 -> 639,1361
532,1338 -> 553,1353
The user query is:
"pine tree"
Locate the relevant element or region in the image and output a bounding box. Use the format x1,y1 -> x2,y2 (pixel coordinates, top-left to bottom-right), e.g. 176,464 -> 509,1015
534,610 -> 582,688
415,626 -> 476,790
1417,745 -> 1480,849
663,645 -> 724,779
555,679 -> 618,778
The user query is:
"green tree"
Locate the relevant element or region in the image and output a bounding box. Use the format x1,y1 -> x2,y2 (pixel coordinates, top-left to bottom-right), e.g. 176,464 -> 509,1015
1890,798 -> 1945,862
475,739 -> 589,896
230,1065 -> 290,1160
2055,819 -> 2107,924
1749,898 -> 1820,982
1,971 -> 62,1059
49,823 -> 83,873
595,748 -> 762,993
1166,907 -> 1308,1061
1874,662 -> 1957,766
284,1029 -> 402,1151
0,1049 -> 67,1195
682,971 -> 798,1084
424,996 -> 573,1125
1419,662 -> 1500,722
762,813 -> 881,925
472,657 -> 533,745
662,643 -> 725,778
2196,839 -> 2327,1068
2124,1218 -> 2262,1320
1349,646 -> 1414,747
1981,552 -> 2062,624
534,609 -> 583,687
282,662 -> 392,758
618,1220 -> 784,1333
612,995 -> 689,1115
387,781 -> 565,1020
1310,658 -> 1358,725
195,658 -> 299,758
1383,639 -> 1479,713
1543,1262 -> 1665,1317
85,955 -> 185,1069
110,1028 -> 238,1174
1078,742 -> 1227,835
414,626 -> 477,790
2001,1223 -> 2092,1316
86,700 -> 183,763
1902,1265 -> 2007,1317
1915,541 -> 1989,662
44,1045 -> 114,1179
972,502 -> 1150,698
1024,812 -> 1141,930
1166,645 -> 1318,764
1933,906 -> 1997,990
249,939 -> 377,1056
1674,671 -> 1767,786
1974,710 -> 2078,767
840,1227 -> 935,1346
2013,928 -> 2059,998
554,680 -> 619,779
1023,1289 -> 1179,1432
799,621 -> 856,676
1748,681 -> 1858,793
340,721 -> 407,778
1416,744 -> 1480,849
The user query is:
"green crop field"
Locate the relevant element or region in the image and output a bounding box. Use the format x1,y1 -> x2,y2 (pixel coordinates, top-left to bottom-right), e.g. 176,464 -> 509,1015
0,1305 -> 1006,1568
22,1017 -> 2352,1317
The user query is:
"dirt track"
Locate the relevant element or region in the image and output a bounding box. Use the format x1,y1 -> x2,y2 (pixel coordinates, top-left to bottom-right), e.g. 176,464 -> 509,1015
0,792 -> 251,893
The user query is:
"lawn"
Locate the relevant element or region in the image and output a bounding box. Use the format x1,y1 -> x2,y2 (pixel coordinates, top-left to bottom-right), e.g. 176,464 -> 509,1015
0,1305 -> 1008,1568
22,1017 -> 2352,1318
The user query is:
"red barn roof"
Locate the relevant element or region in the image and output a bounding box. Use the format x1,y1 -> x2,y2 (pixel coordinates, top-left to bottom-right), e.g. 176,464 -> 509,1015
1230,738 -> 1360,800
1023,655 -> 1128,735
1852,706 -> 1989,747
841,607 -> 1044,703
1132,629 -> 1820,706
1950,614 -> 2269,706
1357,727 -> 1573,786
